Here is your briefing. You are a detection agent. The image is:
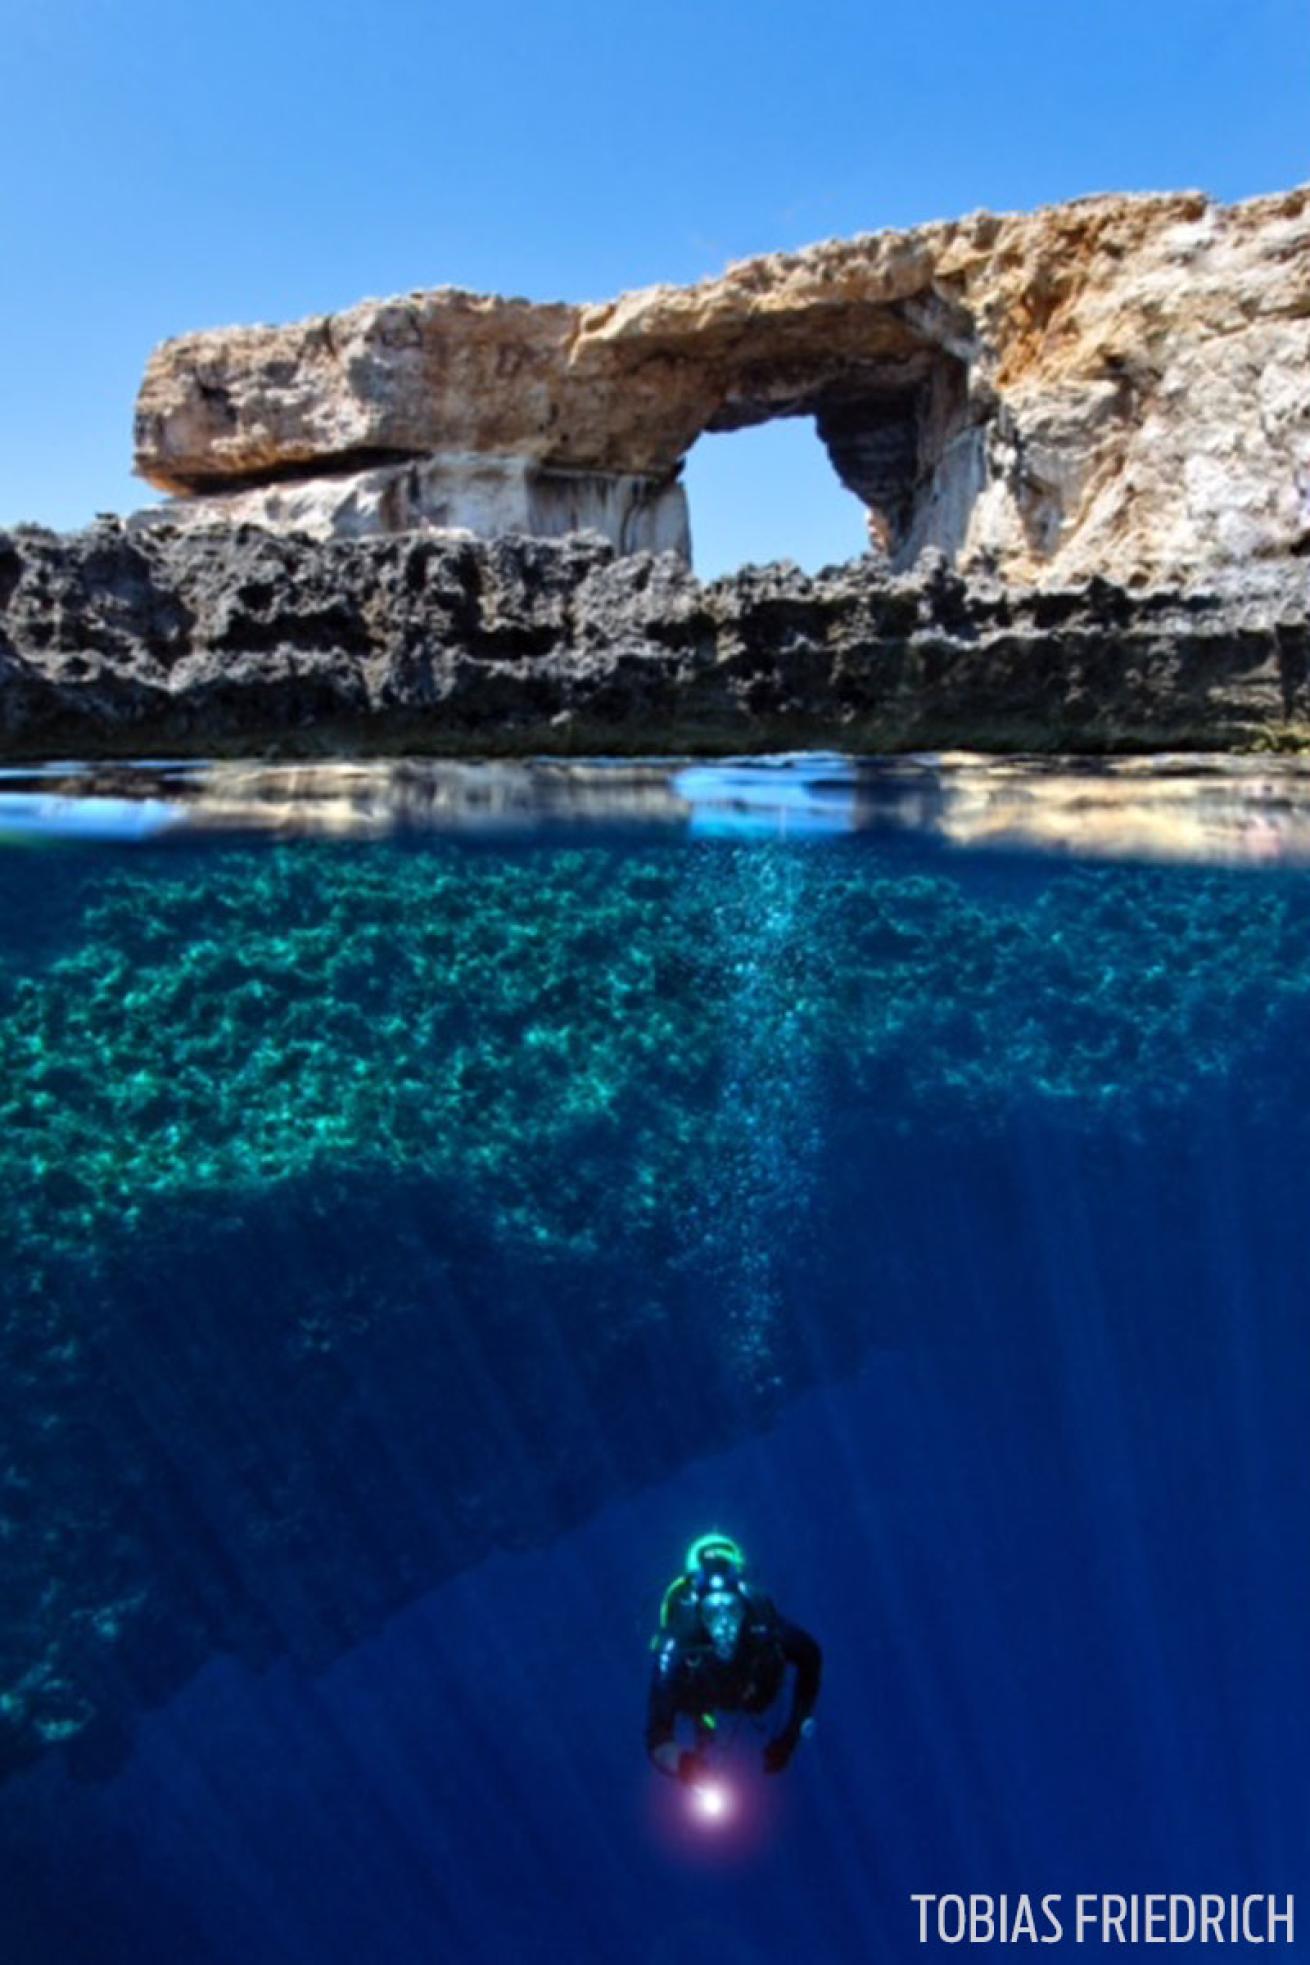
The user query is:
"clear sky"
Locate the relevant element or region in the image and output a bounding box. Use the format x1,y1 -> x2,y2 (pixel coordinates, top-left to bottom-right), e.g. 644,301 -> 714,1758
2,0 -> 1305,575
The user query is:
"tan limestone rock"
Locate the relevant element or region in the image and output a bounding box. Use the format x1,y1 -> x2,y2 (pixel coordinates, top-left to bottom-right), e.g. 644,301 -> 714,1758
134,185 -> 1310,582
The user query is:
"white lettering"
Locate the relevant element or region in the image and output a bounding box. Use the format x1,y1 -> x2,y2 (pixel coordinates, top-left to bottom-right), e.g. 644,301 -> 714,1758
1269,1896 -> 1295,1942
1169,1896 -> 1197,1942
913,1887 -> 1293,1943
971,1896 -> 996,1942
939,1896 -> 966,1944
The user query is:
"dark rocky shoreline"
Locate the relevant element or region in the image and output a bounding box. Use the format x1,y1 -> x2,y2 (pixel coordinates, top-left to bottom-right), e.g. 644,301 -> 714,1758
2,518 -> 1308,758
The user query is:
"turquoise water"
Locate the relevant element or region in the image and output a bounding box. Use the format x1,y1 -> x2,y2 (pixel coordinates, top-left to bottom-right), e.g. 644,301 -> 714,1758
0,759 -> 1306,1960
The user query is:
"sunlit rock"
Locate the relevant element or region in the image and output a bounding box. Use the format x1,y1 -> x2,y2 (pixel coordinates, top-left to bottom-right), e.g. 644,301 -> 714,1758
134,186 -> 1310,581
136,452 -> 690,556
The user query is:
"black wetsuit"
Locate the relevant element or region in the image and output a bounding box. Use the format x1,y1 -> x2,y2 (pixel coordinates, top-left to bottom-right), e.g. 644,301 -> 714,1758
646,1584 -> 822,1774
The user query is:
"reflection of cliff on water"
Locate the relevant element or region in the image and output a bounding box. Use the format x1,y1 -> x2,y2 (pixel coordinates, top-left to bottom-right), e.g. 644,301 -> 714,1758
6,753 -> 1310,862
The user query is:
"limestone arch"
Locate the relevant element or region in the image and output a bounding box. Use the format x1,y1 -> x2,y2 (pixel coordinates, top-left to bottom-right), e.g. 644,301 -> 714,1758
674,309 -> 983,570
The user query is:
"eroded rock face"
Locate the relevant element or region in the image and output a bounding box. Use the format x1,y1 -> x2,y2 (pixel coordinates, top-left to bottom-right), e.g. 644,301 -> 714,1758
1,521 -> 1308,758
134,186 -> 1310,580
137,453 -> 692,556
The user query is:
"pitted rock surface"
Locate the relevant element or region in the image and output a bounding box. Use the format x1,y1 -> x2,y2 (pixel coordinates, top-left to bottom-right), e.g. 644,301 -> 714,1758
1,520 -> 1308,757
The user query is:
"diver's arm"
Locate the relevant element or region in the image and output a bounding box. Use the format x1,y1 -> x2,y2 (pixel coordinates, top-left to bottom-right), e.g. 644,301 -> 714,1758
762,1620 -> 822,1772
646,1638 -> 683,1776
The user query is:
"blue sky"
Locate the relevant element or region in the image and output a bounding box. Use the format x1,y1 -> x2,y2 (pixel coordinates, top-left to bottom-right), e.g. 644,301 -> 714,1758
2,0 -> 1305,575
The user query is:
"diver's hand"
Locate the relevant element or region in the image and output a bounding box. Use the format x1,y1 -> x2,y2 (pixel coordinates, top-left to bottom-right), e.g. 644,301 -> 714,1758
677,1750 -> 708,1786
762,1732 -> 797,1775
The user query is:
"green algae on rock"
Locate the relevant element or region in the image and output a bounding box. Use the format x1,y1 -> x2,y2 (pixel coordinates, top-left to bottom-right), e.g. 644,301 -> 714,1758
2,843 -> 1308,1254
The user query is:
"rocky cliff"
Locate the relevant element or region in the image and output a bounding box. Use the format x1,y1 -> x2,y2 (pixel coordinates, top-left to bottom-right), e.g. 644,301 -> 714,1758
134,185 -> 1310,583
3,183 -> 1307,757
1,520 -> 1307,758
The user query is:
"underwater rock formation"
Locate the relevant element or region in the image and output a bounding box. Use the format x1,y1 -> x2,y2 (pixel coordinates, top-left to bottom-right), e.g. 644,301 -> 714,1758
133,185 -> 1310,581
4,832 -> 1310,1783
1,520 -> 1308,757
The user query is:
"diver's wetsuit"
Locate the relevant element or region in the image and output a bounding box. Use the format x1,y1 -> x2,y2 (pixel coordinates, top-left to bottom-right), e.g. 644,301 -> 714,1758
646,1583 -> 822,1775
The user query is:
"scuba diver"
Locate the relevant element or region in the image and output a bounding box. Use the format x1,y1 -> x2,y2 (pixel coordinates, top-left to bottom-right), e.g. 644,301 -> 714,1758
646,1533 -> 822,1783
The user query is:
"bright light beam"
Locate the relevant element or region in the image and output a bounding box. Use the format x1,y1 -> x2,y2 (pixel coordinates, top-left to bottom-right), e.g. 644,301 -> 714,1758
689,1781 -> 733,1824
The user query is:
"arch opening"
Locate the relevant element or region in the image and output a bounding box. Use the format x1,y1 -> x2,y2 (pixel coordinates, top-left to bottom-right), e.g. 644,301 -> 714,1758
692,342 -> 982,574
682,417 -> 870,579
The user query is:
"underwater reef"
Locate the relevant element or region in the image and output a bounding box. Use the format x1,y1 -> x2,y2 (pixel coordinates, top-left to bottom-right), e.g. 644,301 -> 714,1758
4,838 -> 1310,1781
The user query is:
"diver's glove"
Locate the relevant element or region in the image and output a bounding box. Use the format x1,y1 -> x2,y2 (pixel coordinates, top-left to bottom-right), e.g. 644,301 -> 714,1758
677,1750 -> 709,1786
762,1729 -> 799,1775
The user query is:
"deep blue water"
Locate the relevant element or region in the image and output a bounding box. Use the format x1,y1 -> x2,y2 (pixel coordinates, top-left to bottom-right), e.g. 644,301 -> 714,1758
0,761 -> 1307,1961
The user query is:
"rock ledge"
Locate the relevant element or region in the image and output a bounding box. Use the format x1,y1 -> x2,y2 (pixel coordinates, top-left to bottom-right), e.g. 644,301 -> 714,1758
1,521 -> 1307,758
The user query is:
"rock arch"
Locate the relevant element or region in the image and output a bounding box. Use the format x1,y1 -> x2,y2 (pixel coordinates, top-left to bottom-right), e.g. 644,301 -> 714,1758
697,339 -> 978,566
132,185 -> 1310,585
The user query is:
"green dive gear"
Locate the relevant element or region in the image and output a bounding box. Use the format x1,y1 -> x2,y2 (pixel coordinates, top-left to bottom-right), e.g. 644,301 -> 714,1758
655,1531 -> 749,1643
684,1532 -> 746,1575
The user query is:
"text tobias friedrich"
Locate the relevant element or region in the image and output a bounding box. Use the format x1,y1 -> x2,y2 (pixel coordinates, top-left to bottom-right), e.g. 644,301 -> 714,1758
912,1894 -> 1295,1945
